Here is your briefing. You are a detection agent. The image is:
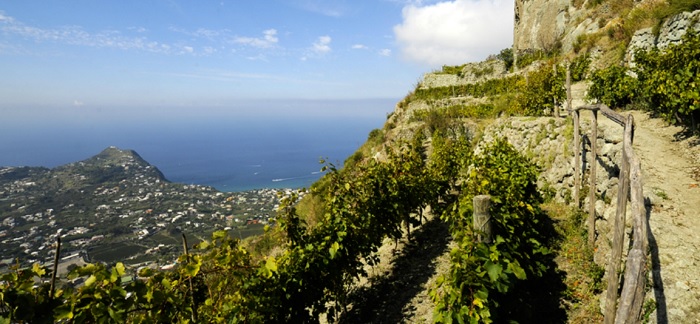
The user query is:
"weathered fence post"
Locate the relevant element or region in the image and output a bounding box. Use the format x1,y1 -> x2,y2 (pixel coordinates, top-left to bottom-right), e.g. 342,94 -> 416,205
616,114 -> 647,323
49,236 -> 61,299
604,115 -> 632,324
473,195 -> 492,243
568,67 -> 580,208
588,110 -> 598,247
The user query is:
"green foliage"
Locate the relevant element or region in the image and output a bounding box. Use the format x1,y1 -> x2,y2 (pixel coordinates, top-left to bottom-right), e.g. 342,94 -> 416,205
414,63 -> 564,119
0,263 -> 60,323
496,48 -> 514,71
244,135 -> 466,321
472,66 -> 495,78
439,64 -> 467,75
570,53 -> 591,81
654,0 -> 700,22
588,30 -> 700,130
366,128 -> 385,147
635,30 -> 700,130
411,104 -> 497,124
0,127 -> 477,323
514,64 -> 566,116
542,203 -> 604,322
642,298 -> 658,322
433,138 -> 553,323
413,75 -> 523,100
516,49 -> 554,69
367,128 -> 382,142
588,65 -> 639,108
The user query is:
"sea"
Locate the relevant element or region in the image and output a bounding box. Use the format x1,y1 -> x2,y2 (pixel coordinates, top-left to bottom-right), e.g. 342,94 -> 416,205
0,99 -> 395,192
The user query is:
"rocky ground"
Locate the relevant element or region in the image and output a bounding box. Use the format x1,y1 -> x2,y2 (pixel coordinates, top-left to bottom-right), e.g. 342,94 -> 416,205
335,82 -> 700,323
598,111 -> 700,323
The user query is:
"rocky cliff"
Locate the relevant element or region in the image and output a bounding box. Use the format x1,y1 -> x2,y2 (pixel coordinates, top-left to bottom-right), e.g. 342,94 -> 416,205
514,0 -> 601,54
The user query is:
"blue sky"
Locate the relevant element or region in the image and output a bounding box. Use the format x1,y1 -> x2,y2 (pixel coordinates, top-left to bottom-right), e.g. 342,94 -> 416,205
0,0 -> 513,113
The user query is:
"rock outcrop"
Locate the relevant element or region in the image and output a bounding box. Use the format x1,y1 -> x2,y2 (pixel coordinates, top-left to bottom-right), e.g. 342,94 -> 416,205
626,9 -> 700,66
514,0 -> 571,52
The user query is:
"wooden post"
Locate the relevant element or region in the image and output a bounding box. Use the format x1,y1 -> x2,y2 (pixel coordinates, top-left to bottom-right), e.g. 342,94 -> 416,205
182,233 -> 198,322
473,195 -> 492,243
588,110 -> 598,247
574,110 -> 580,208
49,236 -> 61,299
604,116 -> 632,323
616,126 -> 647,323
182,233 -> 189,256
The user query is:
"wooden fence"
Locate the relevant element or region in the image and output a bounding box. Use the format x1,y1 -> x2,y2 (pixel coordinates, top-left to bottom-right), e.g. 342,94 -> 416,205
566,69 -> 649,323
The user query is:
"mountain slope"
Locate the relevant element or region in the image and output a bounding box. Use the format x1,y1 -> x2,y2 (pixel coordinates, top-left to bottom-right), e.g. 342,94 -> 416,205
0,146 -> 278,267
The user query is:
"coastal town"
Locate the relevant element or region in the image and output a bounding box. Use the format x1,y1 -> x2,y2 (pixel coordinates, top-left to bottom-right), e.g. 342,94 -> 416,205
0,147 -> 301,277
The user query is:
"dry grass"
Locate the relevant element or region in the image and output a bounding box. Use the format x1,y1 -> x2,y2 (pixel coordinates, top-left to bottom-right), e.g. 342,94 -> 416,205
542,202 -> 605,323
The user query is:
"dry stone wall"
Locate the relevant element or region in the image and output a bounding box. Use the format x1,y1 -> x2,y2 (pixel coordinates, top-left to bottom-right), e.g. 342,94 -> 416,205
419,60 -> 507,89
626,10 -> 700,66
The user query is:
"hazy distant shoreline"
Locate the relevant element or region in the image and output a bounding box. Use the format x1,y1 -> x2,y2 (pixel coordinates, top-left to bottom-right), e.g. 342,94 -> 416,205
1,101 -> 394,192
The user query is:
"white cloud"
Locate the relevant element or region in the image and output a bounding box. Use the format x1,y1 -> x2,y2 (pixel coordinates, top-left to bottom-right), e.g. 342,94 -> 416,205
203,46 -> 216,55
312,35 -> 332,54
0,12 -> 175,54
0,11 -> 15,23
234,29 -> 278,48
352,44 -> 368,49
183,46 -> 194,53
379,49 -> 392,56
393,0 -> 513,66
73,100 -> 84,107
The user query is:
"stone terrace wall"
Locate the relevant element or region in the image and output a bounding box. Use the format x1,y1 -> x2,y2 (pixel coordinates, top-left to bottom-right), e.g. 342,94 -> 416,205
626,10 -> 700,66
419,60 -> 507,89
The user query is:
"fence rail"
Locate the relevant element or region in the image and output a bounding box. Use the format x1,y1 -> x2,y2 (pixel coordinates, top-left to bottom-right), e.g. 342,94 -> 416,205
566,70 -> 648,323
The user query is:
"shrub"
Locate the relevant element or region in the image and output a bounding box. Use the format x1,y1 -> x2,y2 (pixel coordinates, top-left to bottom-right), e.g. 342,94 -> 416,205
570,53 -> 591,81
439,64 -> 466,75
514,64 -> 566,116
516,49 -> 546,69
497,48 -> 514,71
587,65 -> 638,108
433,138 -> 554,323
634,30 -> 700,130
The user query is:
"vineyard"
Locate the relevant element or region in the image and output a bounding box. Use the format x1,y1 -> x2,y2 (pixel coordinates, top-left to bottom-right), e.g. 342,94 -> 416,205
0,128 -> 547,323
0,60 -> 580,322
3,7 -> 700,323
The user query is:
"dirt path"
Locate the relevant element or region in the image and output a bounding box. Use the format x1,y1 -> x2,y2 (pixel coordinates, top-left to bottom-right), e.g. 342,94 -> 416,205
605,111 -> 700,323
339,216 -> 450,323
571,81 -> 700,322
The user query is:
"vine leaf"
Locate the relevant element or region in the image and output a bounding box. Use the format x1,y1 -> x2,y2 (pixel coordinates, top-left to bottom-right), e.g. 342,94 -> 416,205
329,242 -> 340,259
484,261 -> 502,282
84,275 -> 97,287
